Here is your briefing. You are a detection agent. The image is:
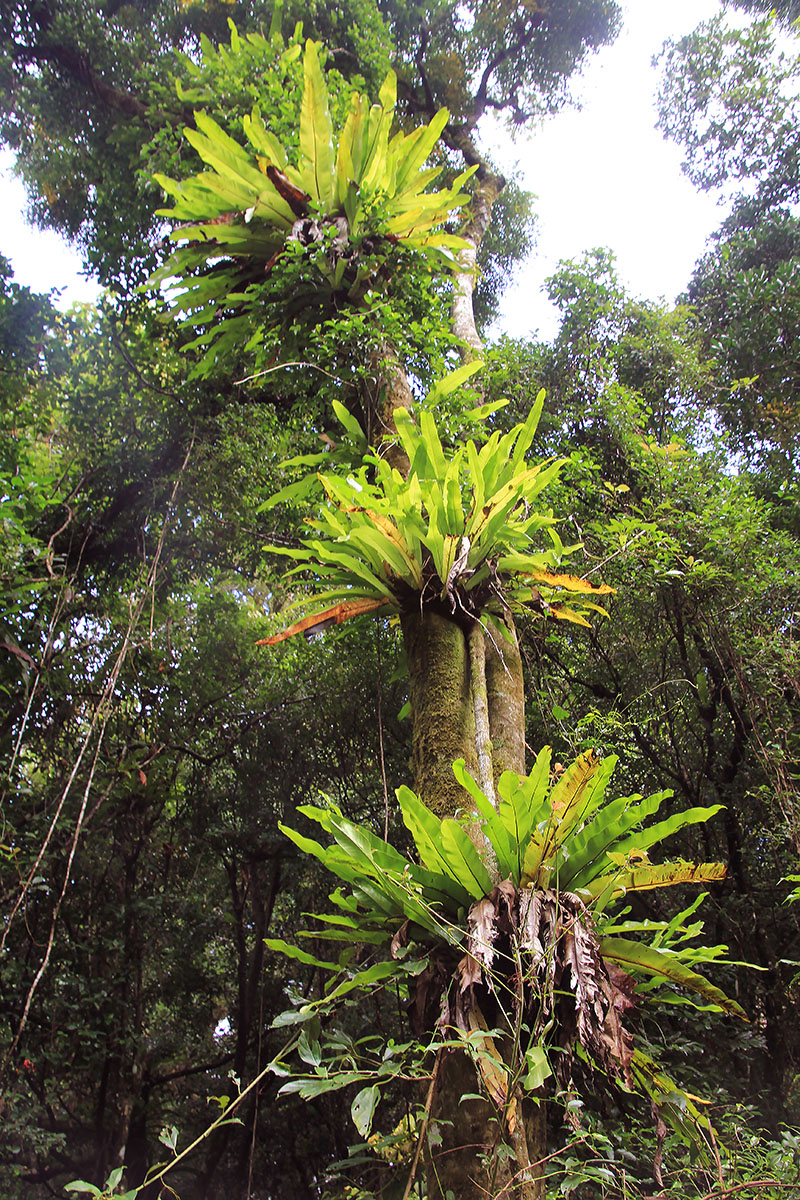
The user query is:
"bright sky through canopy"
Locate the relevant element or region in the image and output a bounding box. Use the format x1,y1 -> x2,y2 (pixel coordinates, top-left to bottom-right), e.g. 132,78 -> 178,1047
0,0 -> 729,327
494,0 -> 726,339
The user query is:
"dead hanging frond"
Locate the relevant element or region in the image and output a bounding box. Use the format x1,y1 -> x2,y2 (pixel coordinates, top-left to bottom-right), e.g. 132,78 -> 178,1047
445,882 -> 635,1088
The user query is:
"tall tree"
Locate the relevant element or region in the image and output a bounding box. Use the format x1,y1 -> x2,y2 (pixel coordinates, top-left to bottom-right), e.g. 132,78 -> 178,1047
146,23 -> 758,1200
1,4 -> 626,1196
657,11 -> 800,480
8,4 -> 793,1199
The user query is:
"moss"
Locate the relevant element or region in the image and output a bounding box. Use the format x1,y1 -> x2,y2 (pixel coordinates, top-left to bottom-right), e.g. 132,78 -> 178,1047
401,607 -> 477,818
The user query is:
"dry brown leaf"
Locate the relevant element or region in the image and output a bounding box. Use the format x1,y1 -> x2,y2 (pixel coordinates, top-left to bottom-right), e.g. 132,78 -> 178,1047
457,951 -> 483,993
257,597 -> 389,645
467,1006 -> 517,1133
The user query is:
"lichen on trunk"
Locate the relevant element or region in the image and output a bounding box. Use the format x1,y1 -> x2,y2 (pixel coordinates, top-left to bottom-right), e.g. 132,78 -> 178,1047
485,613 -> 526,780
449,168 -> 505,354
366,342 -> 413,475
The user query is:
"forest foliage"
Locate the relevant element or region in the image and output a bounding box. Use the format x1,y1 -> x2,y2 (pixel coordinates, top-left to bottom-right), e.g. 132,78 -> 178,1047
1,1 -> 799,1198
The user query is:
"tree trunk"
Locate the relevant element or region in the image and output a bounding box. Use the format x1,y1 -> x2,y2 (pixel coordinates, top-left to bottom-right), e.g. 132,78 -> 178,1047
366,343 -> 413,475
389,145 -> 547,1196
485,615 -> 527,780
450,168 -> 505,353
401,607 -> 477,818
401,602 -> 546,1197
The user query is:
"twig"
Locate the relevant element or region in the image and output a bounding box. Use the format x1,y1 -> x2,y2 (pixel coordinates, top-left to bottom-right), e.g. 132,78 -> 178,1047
401,1050 -> 442,1200
141,1037 -> 303,1193
111,327 -> 180,400
375,624 -> 390,842
698,1182 -> 800,1200
235,361 -> 344,385
583,527 -> 648,576
2,722 -> 107,1071
1,433 -> 196,1079
246,975 -> 266,1199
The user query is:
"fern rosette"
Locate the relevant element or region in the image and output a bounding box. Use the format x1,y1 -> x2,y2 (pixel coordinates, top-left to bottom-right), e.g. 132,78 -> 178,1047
151,34 -> 475,372
261,383 -> 615,645
270,747 -> 743,1151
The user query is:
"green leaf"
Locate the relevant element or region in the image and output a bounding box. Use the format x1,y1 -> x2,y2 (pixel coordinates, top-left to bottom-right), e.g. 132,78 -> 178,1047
299,41 -> 334,207
323,958 -> 425,1003
510,389 -> 546,470
269,0 -> 284,44
188,113 -> 277,197
452,759 -> 518,882
279,1071 -> 368,1098
561,791 -> 669,891
397,786 -> 470,906
498,746 -> 552,882
351,1084 -> 380,1137
468,398 -> 510,421
264,938 -> 341,972
523,1045 -> 553,1091
599,936 -> 747,1019
297,1025 -> 322,1067
609,805 -> 724,863
419,409 -> 447,479
426,359 -> 484,406
440,819 -> 492,900
242,108 -> 288,169
259,476 -> 319,510
159,1124 -> 179,1151
393,108 -> 449,193
331,399 -> 366,446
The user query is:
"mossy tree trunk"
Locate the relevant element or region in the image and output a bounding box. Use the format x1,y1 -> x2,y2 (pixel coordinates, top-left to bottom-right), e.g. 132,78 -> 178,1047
375,142 -> 546,1197
402,602 -> 546,1199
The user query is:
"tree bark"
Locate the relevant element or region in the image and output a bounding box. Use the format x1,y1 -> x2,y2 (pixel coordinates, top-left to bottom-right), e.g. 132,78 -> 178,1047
450,167 -> 505,353
401,607 -> 477,819
366,343 -> 413,475
485,614 -> 527,781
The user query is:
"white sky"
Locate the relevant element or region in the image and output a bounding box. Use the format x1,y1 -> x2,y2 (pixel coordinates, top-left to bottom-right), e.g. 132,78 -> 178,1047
493,0 -> 727,338
0,0 -> 731,332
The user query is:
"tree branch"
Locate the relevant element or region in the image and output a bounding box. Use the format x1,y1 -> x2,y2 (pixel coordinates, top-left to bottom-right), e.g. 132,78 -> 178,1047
8,40 -> 147,119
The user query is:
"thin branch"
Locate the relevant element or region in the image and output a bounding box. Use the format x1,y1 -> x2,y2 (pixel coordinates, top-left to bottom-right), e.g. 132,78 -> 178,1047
2,722 -> 108,1072
1,433 -> 196,1074
149,1055 -> 236,1087
401,1050 -> 442,1200
110,328 -> 181,400
234,361 -> 344,386
473,16 -> 543,120
699,1183 -> 800,1200
7,40 -> 147,118
375,625 -> 391,842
